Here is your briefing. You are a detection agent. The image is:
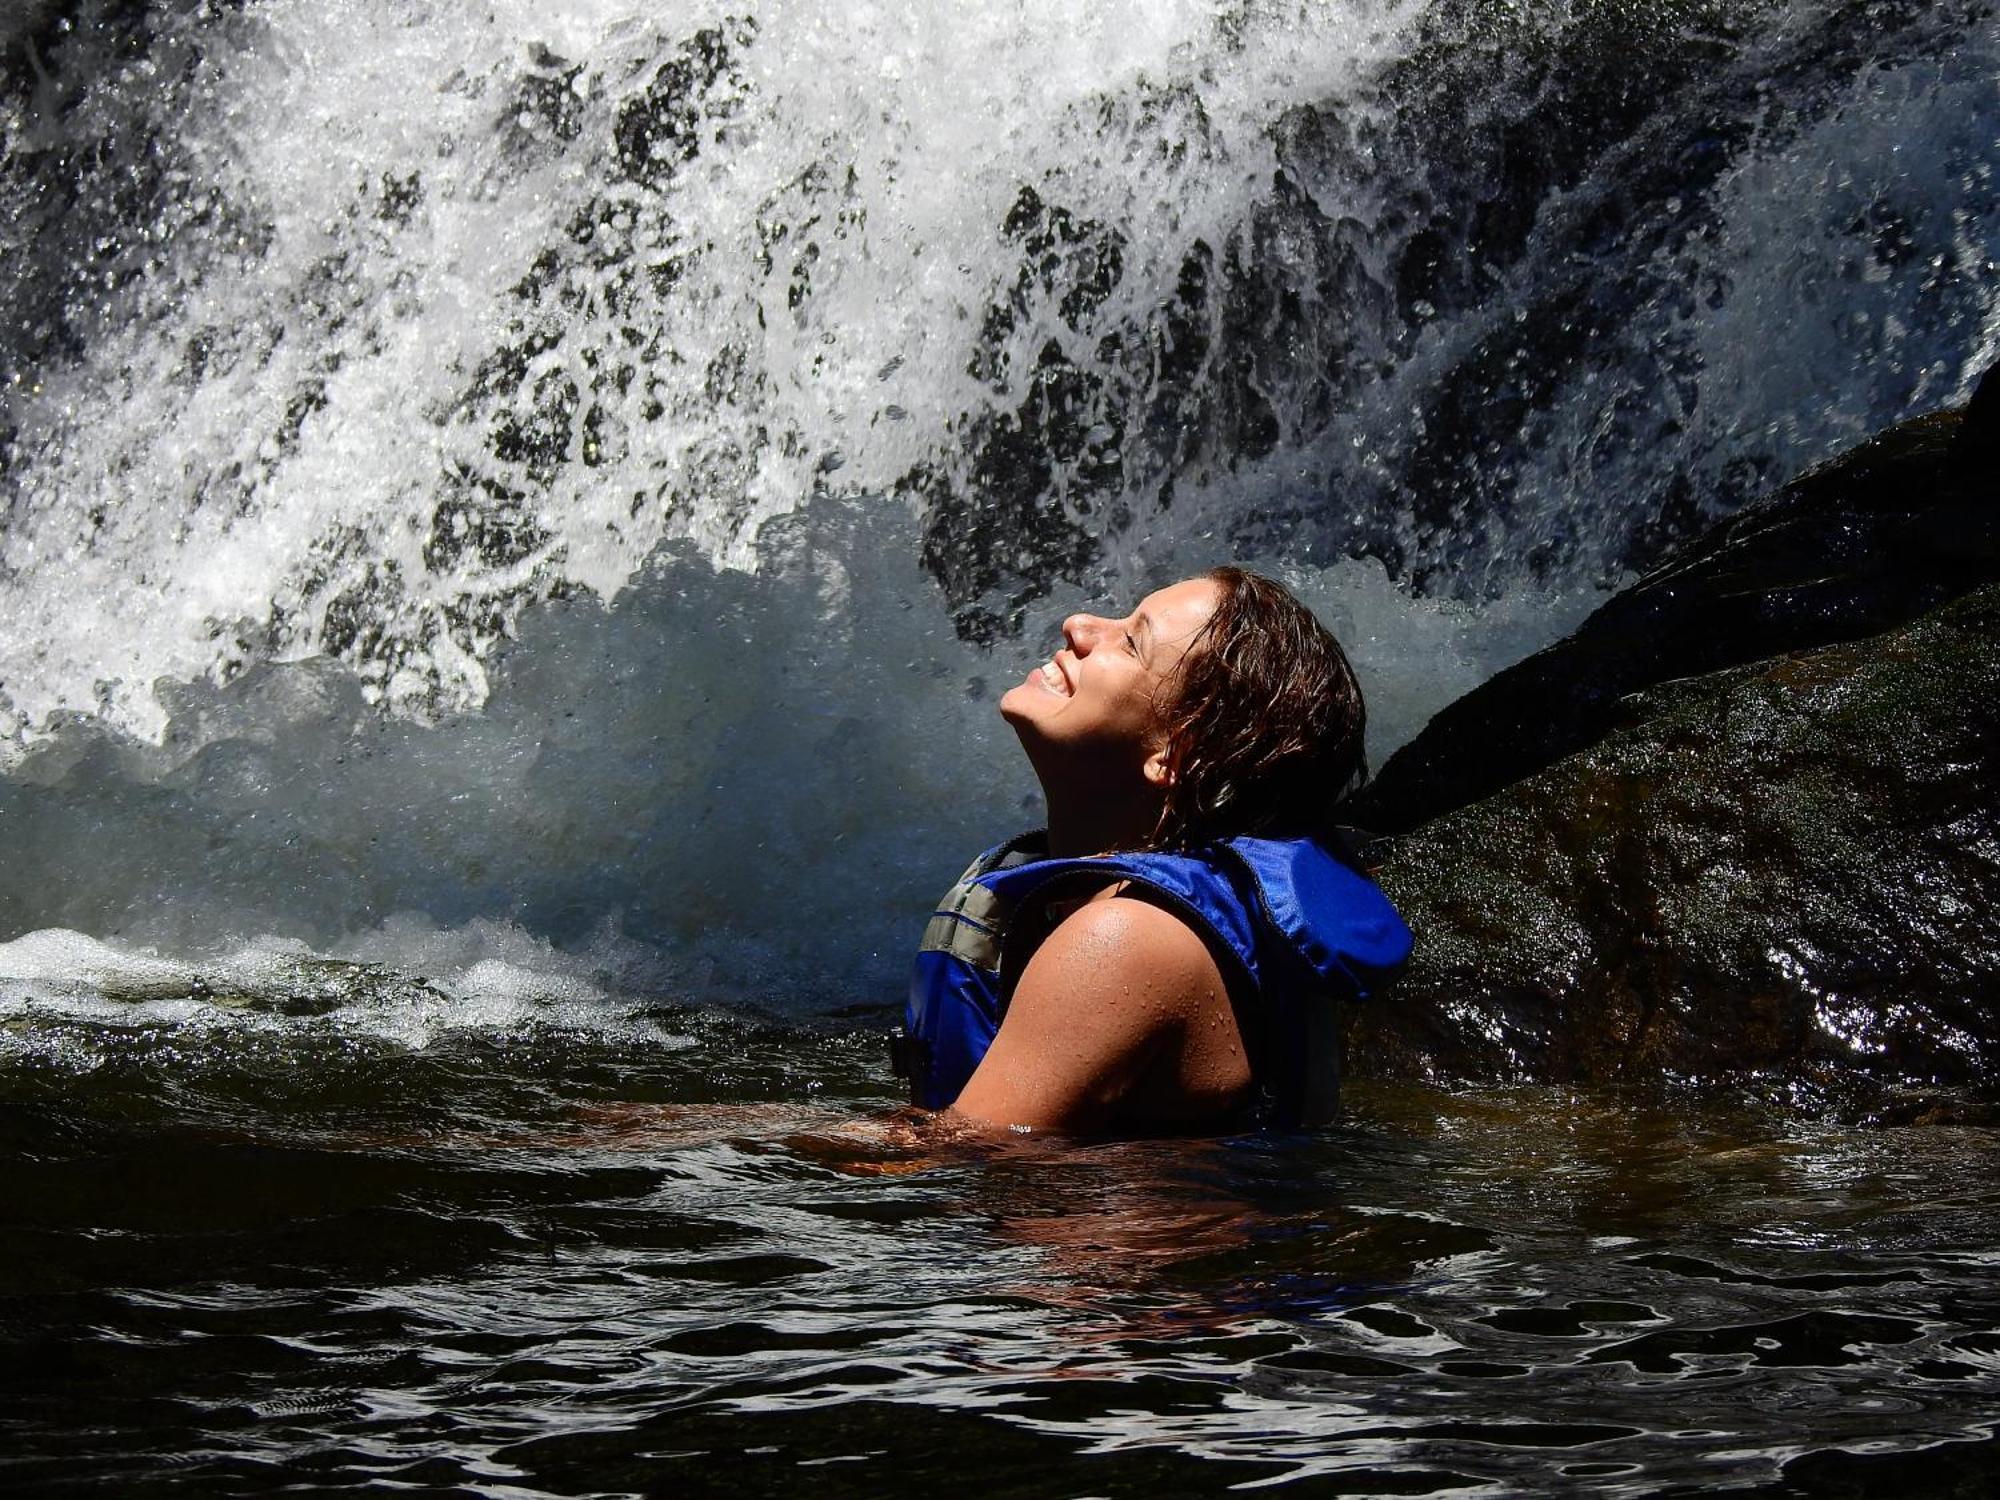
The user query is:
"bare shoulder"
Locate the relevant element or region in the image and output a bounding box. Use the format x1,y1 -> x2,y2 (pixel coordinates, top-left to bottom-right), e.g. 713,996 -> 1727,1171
948,889 -> 1235,1132
1026,890 -> 1221,1002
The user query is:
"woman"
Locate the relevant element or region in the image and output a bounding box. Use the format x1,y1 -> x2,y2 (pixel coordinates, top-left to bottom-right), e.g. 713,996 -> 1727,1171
892,567 -> 1413,1135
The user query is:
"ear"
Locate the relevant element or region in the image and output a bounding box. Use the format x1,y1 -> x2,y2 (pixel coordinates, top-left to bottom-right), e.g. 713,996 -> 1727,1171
1142,746 -> 1174,788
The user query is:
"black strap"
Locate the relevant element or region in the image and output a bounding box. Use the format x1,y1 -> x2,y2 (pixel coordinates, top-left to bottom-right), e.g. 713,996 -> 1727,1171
887,1027 -> 925,1083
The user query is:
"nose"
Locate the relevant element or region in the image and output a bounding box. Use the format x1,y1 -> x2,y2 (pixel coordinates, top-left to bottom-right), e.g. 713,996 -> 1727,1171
1063,613 -> 1112,653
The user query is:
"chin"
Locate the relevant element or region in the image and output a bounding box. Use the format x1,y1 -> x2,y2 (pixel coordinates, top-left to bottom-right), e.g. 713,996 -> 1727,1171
998,688 -> 1059,756
997,683 -> 1036,726
998,674 -> 1046,721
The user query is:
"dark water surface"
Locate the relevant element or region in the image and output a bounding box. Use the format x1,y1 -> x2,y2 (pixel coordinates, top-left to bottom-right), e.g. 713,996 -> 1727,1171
3,1002 -> 1996,1497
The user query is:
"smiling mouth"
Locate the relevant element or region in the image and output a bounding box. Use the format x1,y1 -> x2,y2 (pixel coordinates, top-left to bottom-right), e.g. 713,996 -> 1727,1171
1036,659 -> 1071,697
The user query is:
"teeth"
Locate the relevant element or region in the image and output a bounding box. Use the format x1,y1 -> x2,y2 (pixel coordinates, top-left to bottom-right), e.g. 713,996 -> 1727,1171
1040,660 -> 1068,695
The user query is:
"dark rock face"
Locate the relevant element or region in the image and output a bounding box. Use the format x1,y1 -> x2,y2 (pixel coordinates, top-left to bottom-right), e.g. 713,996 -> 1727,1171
1350,583 -> 2000,1112
1350,373 -> 1998,837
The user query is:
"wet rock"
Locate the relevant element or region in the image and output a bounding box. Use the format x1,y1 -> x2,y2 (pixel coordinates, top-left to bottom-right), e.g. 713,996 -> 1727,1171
1350,365 -> 1999,837
1349,582 -> 2000,1108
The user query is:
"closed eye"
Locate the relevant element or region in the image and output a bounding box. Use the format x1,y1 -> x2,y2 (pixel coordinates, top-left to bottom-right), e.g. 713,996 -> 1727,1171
1124,632 -> 1140,655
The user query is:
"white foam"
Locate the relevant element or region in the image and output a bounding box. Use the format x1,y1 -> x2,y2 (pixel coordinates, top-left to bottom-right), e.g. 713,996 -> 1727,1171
0,916 -> 694,1050
0,927 -> 197,999
0,0 -> 1426,747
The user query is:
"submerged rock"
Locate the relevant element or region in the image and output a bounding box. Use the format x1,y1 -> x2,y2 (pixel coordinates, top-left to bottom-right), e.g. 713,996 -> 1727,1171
1350,366 -> 1998,837
1349,583 -> 2000,1112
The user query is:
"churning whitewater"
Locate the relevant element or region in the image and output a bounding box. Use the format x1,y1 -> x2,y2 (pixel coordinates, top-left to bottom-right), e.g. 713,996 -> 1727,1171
2,0 -> 1996,1006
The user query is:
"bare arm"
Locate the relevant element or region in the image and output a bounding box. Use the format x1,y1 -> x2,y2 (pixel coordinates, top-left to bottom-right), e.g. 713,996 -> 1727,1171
949,893 -> 1248,1134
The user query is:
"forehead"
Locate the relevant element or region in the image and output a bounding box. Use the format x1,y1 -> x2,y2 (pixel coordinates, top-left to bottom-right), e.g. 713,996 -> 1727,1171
1135,578 -> 1221,646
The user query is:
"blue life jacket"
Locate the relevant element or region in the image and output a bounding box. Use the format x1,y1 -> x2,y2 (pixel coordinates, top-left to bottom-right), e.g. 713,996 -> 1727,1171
891,832 -> 1413,1126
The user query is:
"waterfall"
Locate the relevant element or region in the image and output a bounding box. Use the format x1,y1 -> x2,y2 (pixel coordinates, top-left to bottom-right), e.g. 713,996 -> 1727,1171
3,0 -> 1994,1007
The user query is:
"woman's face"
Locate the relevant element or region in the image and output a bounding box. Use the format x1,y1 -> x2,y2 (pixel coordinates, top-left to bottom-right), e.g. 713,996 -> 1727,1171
1000,577 -> 1222,785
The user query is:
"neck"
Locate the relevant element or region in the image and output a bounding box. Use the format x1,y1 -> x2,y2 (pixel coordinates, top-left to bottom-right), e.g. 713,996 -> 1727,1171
1039,782 -> 1163,859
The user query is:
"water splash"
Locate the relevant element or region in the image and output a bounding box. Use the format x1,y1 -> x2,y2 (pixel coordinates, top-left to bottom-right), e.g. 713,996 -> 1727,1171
1,0 -> 1994,990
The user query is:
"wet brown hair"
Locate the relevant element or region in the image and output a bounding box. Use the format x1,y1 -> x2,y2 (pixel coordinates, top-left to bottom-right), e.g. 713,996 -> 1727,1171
1148,566 -> 1368,848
